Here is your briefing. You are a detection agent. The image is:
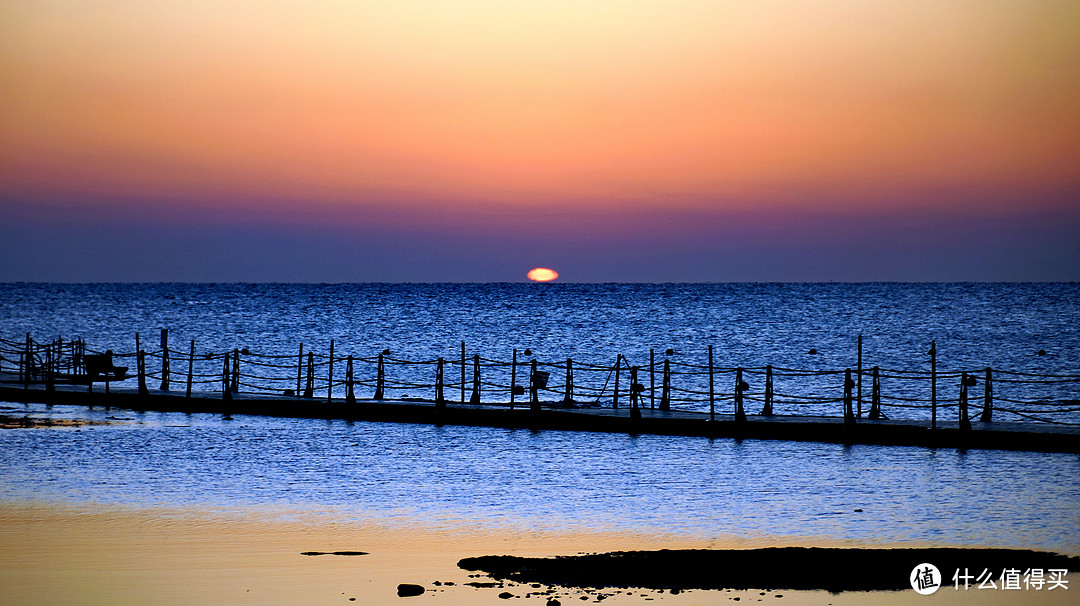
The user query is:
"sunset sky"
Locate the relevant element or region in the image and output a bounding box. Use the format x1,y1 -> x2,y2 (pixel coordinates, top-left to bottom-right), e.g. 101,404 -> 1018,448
2,0 -> 1078,282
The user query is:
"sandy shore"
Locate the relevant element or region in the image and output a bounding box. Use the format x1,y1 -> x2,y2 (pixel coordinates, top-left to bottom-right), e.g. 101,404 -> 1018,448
0,502 -> 1076,605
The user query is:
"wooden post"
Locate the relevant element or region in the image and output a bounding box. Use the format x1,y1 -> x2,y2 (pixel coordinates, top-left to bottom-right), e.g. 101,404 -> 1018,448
980,367 -> 993,422
868,366 -> 883,419
296,343 -> 304,397
708,345 -> 715,422
45,340 -> 55,392
304,352 -> 314,398
470,354 -> 481,404
231,349 -> 240,393
222,353 -> 232,402
186,340 -> 194,398
375,353 -> 385,400
630,366 -> 641,423
159,328 -> 170,391
843,369 -> 855,427
460,341 -> 466,404
959,372 -> 974,431
345,355 -> 356,405
649,349 -> 655,409
612,355 -> 621,409
930,340 -> 937,430
137,350 -> 148,395
563,358 -> 573,403
529,359 -> 540,413
436,357 -> 446,409
23,333 -> 31,388
510,349 -> 517,410
856,335 -> 863,418
135,332 -> 141,360
734,367 -> 747,423
660,359 -> 671,411
327,339 -> 335,403
760,365 -> 774,416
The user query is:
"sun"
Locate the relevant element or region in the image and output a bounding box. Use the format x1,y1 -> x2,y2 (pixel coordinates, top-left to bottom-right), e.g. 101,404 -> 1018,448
526,267 -> 559,282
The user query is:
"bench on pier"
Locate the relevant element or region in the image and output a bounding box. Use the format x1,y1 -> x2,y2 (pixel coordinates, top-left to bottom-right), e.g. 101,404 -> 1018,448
82,352 -> 128,383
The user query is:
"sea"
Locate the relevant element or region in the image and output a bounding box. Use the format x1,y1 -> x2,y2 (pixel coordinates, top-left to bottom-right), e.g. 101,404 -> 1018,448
1,283 -> 1078,554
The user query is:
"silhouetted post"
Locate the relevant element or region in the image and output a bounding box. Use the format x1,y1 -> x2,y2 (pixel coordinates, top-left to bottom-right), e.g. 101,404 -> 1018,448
563,358 -> 573,403
959,373 -> 975,431
45,341 -> 55,393
734,367 -> 747,423
135,332 -> 141,361
470,354 -> 481,404
296,343 -> 304,397
630,366 -> 642,423
760,365 -> 774,416
843,369 -> 855,427
660,359 -> 671,411
231,349 -> 240,393
457,341 -> 464,403
856,335 -> 863,417
222,353 -> 232,402
136,350 -> 148,395
708,345 -> 715,422
23,333 -> 31,389
304,352 -> 314,398
980,367 -> 993,422
375,353 -> 385,400
529,359 -> 542,413
186,340 -> 195,398
159,328 -> 170,391
435,357 -> 446,409
648,349 -> 657,409
104,349 -> 111,395
868,366 -> 883,419
612,355 -> 621,409
345,355 -> 355,405
327,339 -> 335,403
929,341 -> 937,430
510,349 -> 518,410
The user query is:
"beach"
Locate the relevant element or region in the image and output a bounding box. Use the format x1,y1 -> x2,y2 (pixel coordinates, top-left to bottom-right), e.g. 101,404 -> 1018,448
2,501 -> 1076,605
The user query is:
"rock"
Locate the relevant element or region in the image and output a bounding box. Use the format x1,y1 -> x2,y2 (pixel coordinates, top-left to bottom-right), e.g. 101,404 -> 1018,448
397,584 -> 425,597
547,599 -> 562,606
498,591 -> 515,599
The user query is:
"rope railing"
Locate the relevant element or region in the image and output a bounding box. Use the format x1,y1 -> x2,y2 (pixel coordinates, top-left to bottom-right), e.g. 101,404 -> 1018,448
2,333 -> 1077,426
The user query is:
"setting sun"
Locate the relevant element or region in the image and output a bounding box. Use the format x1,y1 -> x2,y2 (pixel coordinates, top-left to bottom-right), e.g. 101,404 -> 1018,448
526,267 -> 559,282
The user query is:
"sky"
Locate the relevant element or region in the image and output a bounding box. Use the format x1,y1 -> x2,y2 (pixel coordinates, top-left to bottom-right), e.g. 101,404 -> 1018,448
2,0 -> 1078,282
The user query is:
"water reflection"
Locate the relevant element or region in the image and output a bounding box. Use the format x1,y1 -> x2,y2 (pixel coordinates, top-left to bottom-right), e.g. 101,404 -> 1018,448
0,402 -> 1077,555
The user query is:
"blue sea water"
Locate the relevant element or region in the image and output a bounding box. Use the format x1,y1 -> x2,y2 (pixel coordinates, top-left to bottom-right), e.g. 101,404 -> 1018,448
1,283 -> 1078,554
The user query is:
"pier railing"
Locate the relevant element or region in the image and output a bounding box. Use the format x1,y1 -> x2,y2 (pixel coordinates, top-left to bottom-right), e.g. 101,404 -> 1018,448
2,333 -> 1078,427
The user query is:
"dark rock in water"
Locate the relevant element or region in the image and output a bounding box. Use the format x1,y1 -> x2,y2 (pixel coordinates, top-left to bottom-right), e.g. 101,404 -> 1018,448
547,599 -> 562,606
498,592 -> 515,599
300,551 -> 369,556
458,548 -> 1080,593
397,584 -> 425,597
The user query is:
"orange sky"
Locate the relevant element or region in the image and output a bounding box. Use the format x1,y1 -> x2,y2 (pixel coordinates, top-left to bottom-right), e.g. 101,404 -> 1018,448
2,1 -> 1079,281
3,0 -> 1079,213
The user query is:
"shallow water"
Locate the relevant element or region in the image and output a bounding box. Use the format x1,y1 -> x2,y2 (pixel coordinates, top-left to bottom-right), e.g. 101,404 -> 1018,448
1,402 -> 1077,555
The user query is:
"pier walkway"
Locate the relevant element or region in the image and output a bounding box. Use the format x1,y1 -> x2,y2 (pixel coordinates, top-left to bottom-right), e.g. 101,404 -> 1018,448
2,332 -> 1077,453
2,381 -> 1076,453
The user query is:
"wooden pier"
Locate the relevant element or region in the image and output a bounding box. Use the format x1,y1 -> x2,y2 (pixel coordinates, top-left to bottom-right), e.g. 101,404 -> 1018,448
2,332 -> 1077,453
1,381 -> 1076,453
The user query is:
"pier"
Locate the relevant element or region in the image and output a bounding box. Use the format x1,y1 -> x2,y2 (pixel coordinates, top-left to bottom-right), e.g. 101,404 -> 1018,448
2,332 -> 1077,453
